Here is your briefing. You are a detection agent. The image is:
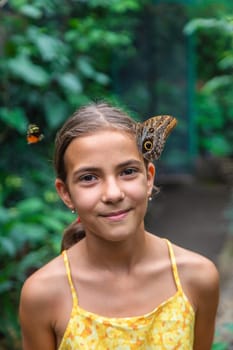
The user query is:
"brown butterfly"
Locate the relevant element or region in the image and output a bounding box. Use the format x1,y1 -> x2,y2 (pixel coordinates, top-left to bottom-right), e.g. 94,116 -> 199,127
136,115 -> 177,161
27,124 -> 44,144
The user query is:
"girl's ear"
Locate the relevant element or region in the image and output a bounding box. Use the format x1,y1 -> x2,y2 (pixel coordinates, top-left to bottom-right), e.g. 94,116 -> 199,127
55,178 -> 74,210
147,162 -> 156,195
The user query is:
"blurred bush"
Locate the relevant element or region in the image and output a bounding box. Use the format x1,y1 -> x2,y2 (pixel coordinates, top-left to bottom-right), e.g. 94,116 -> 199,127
0,1 -> 143,348
0,175 -> 74,348
185,16 -> 233,158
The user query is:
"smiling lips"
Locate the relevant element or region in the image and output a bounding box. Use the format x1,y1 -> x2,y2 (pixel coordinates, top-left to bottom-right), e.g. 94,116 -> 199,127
100,209 -> 131,221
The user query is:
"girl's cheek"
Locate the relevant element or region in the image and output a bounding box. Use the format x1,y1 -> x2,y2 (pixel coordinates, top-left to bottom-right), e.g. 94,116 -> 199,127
74,188 -> 100,207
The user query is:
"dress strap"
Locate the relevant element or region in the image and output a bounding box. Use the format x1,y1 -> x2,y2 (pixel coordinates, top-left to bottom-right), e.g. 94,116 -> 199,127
165,239 -> 183,293
62,250 -> 78,306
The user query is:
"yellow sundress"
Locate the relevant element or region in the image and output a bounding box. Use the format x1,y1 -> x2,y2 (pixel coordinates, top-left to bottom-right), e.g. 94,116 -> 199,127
58,240 -> 195,349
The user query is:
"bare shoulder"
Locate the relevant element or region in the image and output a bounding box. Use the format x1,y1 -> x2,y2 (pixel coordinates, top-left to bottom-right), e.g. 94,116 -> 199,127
20,254 -> 65,318
19,255 -> 67,350
172,243 -> 219,309
169,243 -> 220,348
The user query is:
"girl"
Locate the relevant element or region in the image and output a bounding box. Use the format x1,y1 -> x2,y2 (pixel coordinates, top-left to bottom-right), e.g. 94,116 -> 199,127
19,102 -> 219,349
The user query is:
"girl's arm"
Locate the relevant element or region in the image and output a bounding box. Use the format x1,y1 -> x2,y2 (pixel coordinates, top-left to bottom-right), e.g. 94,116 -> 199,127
19,276 -> 57,350
192,258 -> 220,350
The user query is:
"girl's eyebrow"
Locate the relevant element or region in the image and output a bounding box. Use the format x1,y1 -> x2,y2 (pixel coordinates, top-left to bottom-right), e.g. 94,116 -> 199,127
117,159 -> 142,168
72,159 -> 142,178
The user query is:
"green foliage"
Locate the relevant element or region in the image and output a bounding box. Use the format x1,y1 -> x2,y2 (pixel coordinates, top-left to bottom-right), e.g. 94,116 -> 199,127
1,1 -> 233,348
0,1 -> 143,348
196,79 -> 233,156
0,0 -> 141,136
0,181 -> 74,348
212,343 -> 229,350
185,16 -> 233,157
212,322 -> 233,349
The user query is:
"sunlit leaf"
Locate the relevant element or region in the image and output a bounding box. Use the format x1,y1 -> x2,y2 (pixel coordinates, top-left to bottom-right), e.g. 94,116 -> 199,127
202,76 -> 233,93
0,107 -> 28,133
0,237 -> 16,257
57,72 -> 82,93
211,342 -> 229,350
17,198 -> 44,214
28,28 -> 66,62
44,93 -> 69,129
219,55 -> 233,69
184,18 -> 231,35
0,207 -> 10,224
78,57 -> 95,78
95,72 -> 110,85
40,216 -> 64,232
19,4 -> 42,19
205,136 -> 232,156
8,54 -> 49,86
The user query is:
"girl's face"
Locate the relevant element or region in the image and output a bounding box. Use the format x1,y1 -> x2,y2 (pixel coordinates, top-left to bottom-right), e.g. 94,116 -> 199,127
56,129 -> 155,243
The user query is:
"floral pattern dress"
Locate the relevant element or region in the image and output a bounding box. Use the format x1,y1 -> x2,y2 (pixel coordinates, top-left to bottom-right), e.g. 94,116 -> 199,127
58,240 -> 194,350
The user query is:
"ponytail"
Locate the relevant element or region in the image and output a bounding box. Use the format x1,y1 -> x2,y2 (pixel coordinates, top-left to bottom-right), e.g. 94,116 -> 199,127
61,221 -> 85,251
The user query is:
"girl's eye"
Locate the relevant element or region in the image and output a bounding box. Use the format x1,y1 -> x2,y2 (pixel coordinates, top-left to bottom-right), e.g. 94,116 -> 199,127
79,174 -> 97,182
121,168 -> 138,176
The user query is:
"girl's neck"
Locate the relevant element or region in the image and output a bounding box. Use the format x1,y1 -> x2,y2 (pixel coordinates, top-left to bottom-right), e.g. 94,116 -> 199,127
78,230 -> 150,274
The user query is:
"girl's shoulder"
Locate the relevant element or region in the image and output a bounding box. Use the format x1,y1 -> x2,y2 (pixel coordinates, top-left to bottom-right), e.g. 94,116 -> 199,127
20,254 -> 66,312
172,242 -> 219,285
171,242 -> 219,309
19,254 -> 70,349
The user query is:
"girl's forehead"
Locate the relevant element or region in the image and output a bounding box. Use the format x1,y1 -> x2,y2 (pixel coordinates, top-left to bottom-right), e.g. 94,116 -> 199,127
69,129 -> 136,150
64,129 -> 142,165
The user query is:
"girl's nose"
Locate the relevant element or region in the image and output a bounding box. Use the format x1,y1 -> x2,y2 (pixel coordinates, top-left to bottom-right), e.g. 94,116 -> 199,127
101,178 -> 125,203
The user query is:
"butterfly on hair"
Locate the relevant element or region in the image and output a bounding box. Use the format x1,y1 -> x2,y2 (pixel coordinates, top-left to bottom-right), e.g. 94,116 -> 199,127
136,115 -> 177,161
27,124 -> 44,144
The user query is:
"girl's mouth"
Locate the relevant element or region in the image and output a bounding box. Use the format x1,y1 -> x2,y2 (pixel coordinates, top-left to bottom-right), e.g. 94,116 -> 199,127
100,209 -> 131,221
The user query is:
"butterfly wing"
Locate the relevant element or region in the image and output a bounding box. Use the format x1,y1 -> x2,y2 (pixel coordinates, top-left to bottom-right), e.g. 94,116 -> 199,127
27,124 -> 44,144
137,115 -> 177,161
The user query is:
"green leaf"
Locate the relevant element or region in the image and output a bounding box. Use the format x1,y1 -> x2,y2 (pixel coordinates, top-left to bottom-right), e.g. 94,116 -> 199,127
78,57 -> 95,78
19,5 -> 42,19
17,249 -> 48,274
0,207 -> 11,224
211,342 -> 228,350
12,223 -> 47,243
37,35 -> 62,61
44,93 -> 69,129
95,72 -> 110,85
205,136 -> 232,156
8,54 -> 49,86
17,198 -> 44,214
0,281 -> 13,294
110,0 -> 140,12
57,73 -> 82,93
28,28 -> 66,62
0,237 -> 17,256
202,76 -> 233,93
219,55 -> 233,69
10,0 -> 28,10
184,18 -> 232,35
184,18 -> 220,35
0,108 -> 28,133
40,216 -> 64,232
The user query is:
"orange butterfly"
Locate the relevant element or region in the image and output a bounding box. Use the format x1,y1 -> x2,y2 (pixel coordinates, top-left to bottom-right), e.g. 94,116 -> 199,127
27,124 -> 44,144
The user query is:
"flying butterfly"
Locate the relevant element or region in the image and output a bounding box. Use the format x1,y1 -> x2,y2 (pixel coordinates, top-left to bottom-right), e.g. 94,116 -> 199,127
136,115 -> 177,161
27,124 -> 44,144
